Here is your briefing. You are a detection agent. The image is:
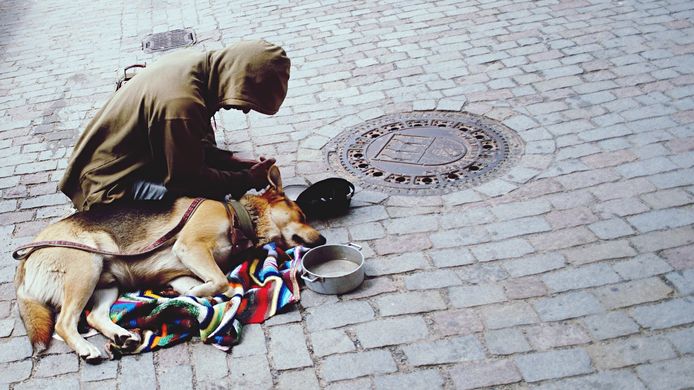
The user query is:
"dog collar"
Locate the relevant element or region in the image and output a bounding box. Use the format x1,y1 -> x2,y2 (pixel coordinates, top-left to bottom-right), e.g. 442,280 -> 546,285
226,198 -> 259,247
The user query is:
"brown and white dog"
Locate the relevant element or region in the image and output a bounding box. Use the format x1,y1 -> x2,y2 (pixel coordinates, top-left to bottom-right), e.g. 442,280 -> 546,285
14,166 -> 325,362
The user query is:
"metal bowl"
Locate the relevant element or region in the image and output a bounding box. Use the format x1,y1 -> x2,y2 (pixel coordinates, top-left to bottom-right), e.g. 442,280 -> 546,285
301,243 -> 364,295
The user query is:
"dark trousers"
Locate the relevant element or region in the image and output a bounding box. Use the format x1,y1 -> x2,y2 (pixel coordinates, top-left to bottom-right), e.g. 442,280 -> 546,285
129,180 -> 171,201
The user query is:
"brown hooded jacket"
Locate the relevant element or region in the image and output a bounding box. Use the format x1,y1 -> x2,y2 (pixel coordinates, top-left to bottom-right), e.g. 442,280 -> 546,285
58,40 -> 290,211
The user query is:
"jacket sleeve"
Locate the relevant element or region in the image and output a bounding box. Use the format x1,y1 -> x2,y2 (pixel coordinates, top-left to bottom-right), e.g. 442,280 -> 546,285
157,118 -> 253,199
200,127 -> 240,170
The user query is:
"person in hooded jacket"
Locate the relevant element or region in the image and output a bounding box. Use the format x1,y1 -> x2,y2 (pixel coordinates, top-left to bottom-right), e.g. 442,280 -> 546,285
59,40 -> 291,211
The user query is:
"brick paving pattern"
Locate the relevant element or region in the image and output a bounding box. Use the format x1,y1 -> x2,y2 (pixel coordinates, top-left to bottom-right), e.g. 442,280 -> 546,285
1,0 -> 693,388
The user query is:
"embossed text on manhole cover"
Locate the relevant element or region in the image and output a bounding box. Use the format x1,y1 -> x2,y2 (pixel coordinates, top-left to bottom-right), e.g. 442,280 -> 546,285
324,111 -> 524,195
142,29 -> 196,53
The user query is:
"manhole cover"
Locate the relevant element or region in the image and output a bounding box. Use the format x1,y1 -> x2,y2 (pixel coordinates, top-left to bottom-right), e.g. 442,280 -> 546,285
325,111 -> 524,195
142,29 -> 196,53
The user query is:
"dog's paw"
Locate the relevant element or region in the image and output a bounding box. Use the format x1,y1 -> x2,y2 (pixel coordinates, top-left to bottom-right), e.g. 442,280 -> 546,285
114,331 -> 141,352
79,345 -> 106,364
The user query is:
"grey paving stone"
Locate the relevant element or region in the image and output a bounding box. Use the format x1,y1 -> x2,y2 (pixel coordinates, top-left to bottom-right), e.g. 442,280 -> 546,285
299,288 -> 339,308
276,368 -> 321,390
230,324 -> 266,357
80,356 -> 118,382
514,348 -> 593,382
374,290 -> 446,316
403,269 -> 462,290
0,336 -> 31,363
542,263 -> 621,292
0,360 -> 32,384
588,218 -> 635,239
310,329 -> 355,357
157,365 -> 193,390
374,369 -> 444,390
353,316 -> 429,348
228,354 -> 273,390
502,253 -> 566,277
588,335 -> 676,369
268,324 -> 312,370
480,302 -> 540,329
582,311 -> 640,340
529,226 -> 599,252
503,276 -> 547,299
431,309 -> 483,337
665,269 -> 694,295
430,227 -> 489,248
665,327 -> 694,354
402,335 -> 485,366
525,322 -> 591,350
631,298 -> 694,330
320,350 -> 397,382
612,254 -> 673,280
305,301 -> 374,331
440,207 -> 496,228
373,233 -> 432,256
155,342 -> 189,367
13,376 -> 80,390
449,283 -> 507,308
647,168 -> 694,189
630,226 -> 694,252
627,207 -> 694,233
341,277 -> 398,300
534,291 -> 604,321
490,199 -> 552,221
616,156 -> 679,178
325,378 -> 373,390
544,206 -> 598,229
635,357 -> 694,390
470,238 -> 536,262
474,179 -> 518,197
561,239 -> 637,265
486,216 -> 551,240
34,352 -> 79,377
593,277 -> 673,309
0,318 -> 14,337
364,252 -> 429,276
449,359 -> 522,389
119,354 -> 157,390
384,215 -> 438,234
348,222 -> 385,241
531,370 -> 646,390
641,188 -> 694,209
484,328 -> 531,355
596,197 -> 650,218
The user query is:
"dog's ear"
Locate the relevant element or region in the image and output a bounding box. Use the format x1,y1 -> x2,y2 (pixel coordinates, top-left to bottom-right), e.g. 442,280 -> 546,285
267,164 -> 283,193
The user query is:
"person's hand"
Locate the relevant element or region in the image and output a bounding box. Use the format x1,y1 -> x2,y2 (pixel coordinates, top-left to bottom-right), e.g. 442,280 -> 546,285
247,157 -> 276,190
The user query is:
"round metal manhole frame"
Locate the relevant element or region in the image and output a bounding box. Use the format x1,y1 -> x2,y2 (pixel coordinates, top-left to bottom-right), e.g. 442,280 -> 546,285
324,111 -> 525,196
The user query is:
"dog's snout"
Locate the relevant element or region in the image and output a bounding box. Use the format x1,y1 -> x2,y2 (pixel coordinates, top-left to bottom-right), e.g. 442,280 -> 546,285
291,234 -> 305,245
293,233 -> 326,248
316,234 -> 327,246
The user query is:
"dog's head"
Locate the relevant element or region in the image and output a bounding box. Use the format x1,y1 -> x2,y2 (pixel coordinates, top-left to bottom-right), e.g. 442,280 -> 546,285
259,165 -> 326,248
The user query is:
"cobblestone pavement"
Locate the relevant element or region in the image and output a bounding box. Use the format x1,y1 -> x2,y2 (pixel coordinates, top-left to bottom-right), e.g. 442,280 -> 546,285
1,0 -> 693,388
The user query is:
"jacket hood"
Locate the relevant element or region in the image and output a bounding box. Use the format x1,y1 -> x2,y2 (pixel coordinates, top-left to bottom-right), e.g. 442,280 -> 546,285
207,40 -> 291,115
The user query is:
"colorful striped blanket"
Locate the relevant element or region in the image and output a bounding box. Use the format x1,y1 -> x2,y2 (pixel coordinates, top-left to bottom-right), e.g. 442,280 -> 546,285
101,244 -> 306,356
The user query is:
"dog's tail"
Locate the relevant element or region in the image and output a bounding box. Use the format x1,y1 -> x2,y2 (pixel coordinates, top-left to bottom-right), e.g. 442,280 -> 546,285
16,295 -> 54,352
14,259 -> 54,352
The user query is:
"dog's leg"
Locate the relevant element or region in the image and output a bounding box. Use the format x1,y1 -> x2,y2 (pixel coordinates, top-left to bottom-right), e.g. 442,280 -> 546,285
86,286 -> 140,352
172,242 -> 230,297
169,276 -> 203,295
54,252 -> 104,363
